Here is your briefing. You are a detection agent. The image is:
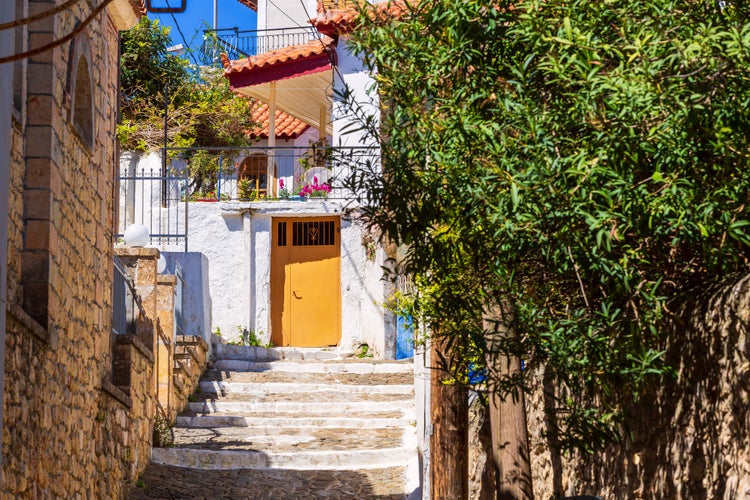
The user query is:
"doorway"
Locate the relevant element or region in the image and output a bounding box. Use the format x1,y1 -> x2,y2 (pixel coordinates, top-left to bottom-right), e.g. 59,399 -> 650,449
271,216 -> 341,347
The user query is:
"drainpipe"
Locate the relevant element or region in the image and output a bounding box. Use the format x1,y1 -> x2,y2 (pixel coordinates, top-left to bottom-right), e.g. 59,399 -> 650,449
0,0 -> 17,469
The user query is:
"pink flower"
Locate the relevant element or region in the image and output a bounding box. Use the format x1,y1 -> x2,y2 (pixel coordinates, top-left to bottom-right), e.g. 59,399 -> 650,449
279,179 -> 285,189
313,176 -> 319,186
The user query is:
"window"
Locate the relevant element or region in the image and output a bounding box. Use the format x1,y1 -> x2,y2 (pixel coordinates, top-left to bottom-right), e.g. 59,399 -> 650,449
238,154 -> 270,197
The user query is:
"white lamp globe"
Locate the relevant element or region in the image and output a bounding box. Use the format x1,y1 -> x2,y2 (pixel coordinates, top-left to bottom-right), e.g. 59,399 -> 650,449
123,224 -> 150,247
157,253 -> 167,274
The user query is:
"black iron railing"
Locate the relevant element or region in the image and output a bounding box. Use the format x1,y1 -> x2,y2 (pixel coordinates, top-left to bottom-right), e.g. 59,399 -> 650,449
112,255 -> 137,335
199,26 -> 319,66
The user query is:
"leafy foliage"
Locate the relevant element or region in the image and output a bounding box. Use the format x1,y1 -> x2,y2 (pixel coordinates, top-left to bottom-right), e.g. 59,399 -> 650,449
118,17 -> 256,194
348,0 -> 750,451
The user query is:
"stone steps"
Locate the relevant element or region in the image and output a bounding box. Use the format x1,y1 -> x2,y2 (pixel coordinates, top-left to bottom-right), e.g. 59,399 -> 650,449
133,345 -> 420,498
183,399 -> 414,415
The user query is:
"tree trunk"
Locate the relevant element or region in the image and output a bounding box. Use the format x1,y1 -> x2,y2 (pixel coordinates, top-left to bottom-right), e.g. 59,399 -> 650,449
430,335 -> 469,500
483,303 -> 533,500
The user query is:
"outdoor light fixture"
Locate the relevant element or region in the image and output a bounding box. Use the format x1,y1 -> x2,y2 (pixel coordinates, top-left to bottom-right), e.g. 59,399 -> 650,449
157,254 -> 167,274
123,224 -> 150,247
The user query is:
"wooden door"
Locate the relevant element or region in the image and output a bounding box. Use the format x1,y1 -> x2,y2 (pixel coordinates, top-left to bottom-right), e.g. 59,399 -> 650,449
271,217 -> 341,347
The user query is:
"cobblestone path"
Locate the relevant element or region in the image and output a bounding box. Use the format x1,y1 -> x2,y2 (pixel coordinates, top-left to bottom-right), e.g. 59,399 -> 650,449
130,346 -> 420,499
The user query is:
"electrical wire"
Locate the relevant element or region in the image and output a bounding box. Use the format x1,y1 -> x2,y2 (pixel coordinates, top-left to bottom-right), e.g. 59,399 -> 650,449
164,0 -> 201,66
0,0 -> 117,64
297,0 -> 346,85
0,0 -> 86,31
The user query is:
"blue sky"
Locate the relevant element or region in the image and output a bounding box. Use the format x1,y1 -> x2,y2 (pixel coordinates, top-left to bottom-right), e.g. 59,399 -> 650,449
149,0 -> 258,63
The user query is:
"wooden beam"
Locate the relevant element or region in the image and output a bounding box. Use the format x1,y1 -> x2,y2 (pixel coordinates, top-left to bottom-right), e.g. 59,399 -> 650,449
268,81 -> 276,196
430,335 -> 469,499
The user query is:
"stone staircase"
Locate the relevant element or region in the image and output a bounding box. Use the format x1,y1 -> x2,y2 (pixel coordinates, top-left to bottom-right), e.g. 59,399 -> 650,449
130,345 -> 420,499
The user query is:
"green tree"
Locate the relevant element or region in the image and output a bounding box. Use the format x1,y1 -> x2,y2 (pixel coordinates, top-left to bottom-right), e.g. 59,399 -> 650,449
118,17 -> 255,194
347,0 -> 750,464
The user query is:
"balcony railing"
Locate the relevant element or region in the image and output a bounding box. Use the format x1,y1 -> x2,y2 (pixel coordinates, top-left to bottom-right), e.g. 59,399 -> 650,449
199,27 -> 320,66
117,146 -> 379,248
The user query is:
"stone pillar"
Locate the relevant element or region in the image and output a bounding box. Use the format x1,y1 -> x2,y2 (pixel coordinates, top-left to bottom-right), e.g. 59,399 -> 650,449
114,247 -> 158,350
156,274 -> 177,420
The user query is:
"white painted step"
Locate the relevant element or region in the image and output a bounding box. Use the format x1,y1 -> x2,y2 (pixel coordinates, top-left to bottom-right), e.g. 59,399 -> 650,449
176,415 -> 416,429
186,400 -> 415,415
213,359 -> 413,374
213,345 -> 348,361
198,381 -> 414,396
152,446 -> 418,470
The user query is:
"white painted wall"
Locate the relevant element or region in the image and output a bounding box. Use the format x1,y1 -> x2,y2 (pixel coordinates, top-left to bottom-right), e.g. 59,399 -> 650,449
332,35 -> 380,148
182,200 -> 395,356
162,252 -> 213,353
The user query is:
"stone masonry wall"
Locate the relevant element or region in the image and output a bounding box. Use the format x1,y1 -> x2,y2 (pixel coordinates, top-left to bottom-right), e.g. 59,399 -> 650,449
467,273 -> 750,498
2,2 -> 157,498
527,273 -> 750,498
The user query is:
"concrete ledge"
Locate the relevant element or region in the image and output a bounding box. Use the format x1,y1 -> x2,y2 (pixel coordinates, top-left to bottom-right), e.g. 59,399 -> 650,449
7,302 -> 49,344
115,333 -> 155,364
100,378 -> 133,408
219,200 -> 345,216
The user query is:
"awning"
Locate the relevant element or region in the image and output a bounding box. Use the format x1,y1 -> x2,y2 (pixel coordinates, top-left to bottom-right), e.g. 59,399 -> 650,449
224,37 -> 336,136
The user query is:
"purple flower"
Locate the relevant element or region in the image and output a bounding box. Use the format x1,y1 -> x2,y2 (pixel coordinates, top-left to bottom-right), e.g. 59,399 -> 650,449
279,179 -> 285,189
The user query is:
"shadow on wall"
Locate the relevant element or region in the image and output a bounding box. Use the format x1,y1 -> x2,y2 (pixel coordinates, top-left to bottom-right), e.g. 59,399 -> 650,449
162,252 -> 212,350
564,273 -> 750,498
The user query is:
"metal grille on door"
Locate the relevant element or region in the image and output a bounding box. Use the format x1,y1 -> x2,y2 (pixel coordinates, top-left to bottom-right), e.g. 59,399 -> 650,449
291,220 -> 336,246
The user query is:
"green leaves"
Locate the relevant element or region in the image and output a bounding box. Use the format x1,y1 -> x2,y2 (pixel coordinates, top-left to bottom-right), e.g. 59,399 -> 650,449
348,0 -> 750,451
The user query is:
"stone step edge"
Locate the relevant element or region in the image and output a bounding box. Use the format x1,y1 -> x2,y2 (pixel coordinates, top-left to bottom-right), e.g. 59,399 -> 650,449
198,381 -> 414,395
175,415 -> 417,429
212,359 -> 414,374
151,446 -> 418,471
185,400 -> 415,414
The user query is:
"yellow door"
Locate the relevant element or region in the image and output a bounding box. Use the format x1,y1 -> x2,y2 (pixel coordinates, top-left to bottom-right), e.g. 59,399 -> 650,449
271,217 -> 341,347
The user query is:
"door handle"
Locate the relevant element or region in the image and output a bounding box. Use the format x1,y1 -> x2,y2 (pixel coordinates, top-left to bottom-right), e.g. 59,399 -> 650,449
293,290 -> 302,299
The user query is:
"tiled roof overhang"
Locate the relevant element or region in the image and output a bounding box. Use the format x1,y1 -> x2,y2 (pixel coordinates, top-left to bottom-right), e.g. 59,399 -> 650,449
224,37 -> 336,88
236,0 -> 258,11
311,0 -> 410,37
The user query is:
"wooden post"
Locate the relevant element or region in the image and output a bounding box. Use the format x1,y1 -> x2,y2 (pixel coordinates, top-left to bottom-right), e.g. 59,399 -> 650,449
430,335 -> 469,500
268,82 -> 276,196
483,302 -> 533,500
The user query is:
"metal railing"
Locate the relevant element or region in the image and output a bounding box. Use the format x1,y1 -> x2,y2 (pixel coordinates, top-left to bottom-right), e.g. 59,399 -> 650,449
162,145 -> 378,202
199,26 -> 319,66
117,167 -> 189,251
112,255 -> 137,335
117,146 -> 378,248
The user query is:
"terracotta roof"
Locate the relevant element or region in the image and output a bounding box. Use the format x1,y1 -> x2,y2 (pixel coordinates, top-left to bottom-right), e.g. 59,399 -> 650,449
311,0 -> 410,36
248,101 -> 310,139
223,36 -> 336,75
130,0 -> 147,15
235,0 -> 258,11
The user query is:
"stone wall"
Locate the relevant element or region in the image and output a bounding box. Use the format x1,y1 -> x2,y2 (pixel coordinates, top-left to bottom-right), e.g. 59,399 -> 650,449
470,273 -> 750,499
1,2 -> 168,497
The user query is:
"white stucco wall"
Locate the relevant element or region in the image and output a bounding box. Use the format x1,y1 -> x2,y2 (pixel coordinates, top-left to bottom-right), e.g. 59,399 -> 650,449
178,200 -> 395,355
333,35 -> 380,148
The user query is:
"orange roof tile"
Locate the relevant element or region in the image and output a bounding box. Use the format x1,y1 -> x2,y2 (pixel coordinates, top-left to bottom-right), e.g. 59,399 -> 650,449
235,0 -> 258,11
130,0 -> 146,15
248,101 -> 310,139
223,36 -> 336,75
311,0 -> 411,36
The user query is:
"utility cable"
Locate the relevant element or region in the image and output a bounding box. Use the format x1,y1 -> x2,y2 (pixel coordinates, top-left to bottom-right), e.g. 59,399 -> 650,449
298,0 -> 346,84
164,0 -> 201,66
0,0 -> 116,64
0,0 -> 86,31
